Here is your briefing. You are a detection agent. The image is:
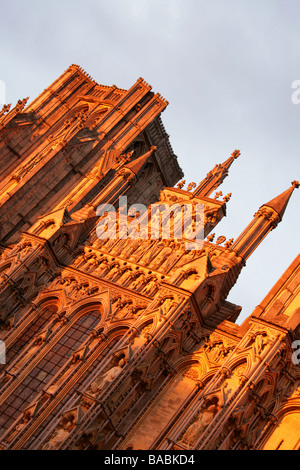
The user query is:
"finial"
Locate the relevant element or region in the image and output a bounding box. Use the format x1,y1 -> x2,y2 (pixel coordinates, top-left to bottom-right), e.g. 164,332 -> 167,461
177,180 -> 185,189
224,238 -> 234,249
187,182 -> 196,191
231,149 -> 240,159
206,233 -> 215,242
1,103 -> 11,114
223,192 -> 232,202
214,191 -> 223,200
291,180 -> 299,189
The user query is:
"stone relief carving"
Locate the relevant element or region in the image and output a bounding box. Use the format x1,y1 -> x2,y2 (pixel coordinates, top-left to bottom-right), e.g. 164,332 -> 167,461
88,358 -> 126,395
178,400 -> 219,448
42,414 -> 76,450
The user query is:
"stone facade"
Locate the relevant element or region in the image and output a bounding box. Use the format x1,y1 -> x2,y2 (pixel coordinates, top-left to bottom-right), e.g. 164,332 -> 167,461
0,65 -> 299,450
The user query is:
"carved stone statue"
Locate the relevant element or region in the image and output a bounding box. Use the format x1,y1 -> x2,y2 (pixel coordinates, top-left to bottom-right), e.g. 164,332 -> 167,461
179,403 -> 219,447
42,415 -> 75,450
81,255 -> 99,273
93,258 -> 110,277
88,358 -> 126,395
142,277 -> 159,296
106,262 -> 121,280
252,333 -> 269,357
130,273 -> 147,291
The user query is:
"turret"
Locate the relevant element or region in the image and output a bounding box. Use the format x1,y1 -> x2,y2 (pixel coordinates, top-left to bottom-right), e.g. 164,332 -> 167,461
231,181 -> 299,262
193,149 -> 240,198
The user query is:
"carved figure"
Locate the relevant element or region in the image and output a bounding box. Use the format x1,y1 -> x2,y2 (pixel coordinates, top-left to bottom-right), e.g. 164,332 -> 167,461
43,415 -> 75,450
179,403 -> 219,447
89,358 -> 126,395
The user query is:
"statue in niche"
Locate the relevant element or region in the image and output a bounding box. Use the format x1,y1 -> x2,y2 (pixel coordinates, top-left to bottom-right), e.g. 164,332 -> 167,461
122,239 -> 140,258
63,278 -> 80,297
71,252 -> 85,268
160,296 -> 175,315
42,414 -> 76,450
252,332 -> 269,358
211,342 -> 228,362
110,238 -> 126,256
142,241 -> 164,265
149,246 -> 172,269
88,358 -> 126,395
69,282 -> 84,299
81,255 -> 99,273
203,338 -> 232,362
149,207 -> 161,234
130,273 -> 147,291
117,268 -> 133,286
178,401 -> 219,447
15,243 -> 35,264
106,262 -> 121,280
115,302 -> 137,319
50,275 -> 66,290
102,234 -> 118,252
93,258 -> 110,277
129,238 -> 150,262
160,244 -> 182,271
142,277 -> 160,296
176,249 -> 198,268
136,240 -> 156,265
112,296 -> 124,314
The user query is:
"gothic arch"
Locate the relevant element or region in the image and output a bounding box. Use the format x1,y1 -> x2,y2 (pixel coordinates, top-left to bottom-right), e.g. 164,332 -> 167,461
120,358 -> 201,451
262,404 -> 300,450
6,302 -> 58,359
51,104 -> 90,136
173,353 -> 215,385
225,354 -> 252,377
66,299 -> 104,326
179,269 -> 200,289
104,323 -> 130,341
159,331 -> 182,360
84,105 -> 111,129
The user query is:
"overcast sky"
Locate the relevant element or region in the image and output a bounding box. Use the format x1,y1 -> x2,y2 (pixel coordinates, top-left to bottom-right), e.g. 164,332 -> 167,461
0,0 -> 299,324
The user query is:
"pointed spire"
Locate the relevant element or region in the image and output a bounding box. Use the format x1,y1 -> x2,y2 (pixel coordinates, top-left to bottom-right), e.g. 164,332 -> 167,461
231,180 -> 299,261
123,146 -> 156,175
262,180 -> 299,221
193,149 -> 240,198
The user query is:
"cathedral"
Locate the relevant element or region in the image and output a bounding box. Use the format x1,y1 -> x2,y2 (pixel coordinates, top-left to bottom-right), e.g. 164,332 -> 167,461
0,64 -> 299,451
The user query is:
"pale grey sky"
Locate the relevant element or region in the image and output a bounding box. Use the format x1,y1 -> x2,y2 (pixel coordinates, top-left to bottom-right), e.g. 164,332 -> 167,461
0,0 -> 299,324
